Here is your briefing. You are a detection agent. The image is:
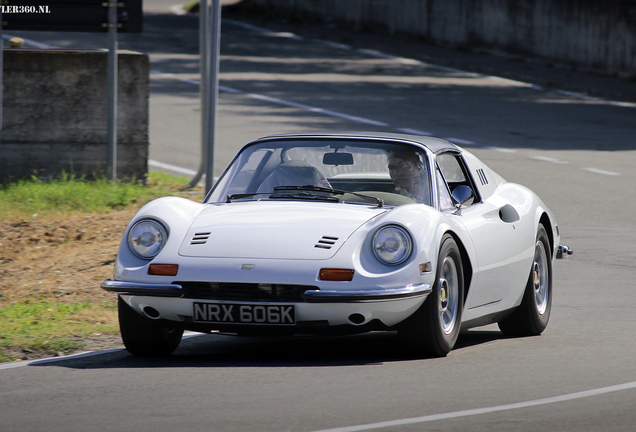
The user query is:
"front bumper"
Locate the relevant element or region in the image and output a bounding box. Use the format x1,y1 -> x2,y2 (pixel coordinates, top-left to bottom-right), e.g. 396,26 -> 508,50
101,280 -> 431,303
102,280 -> 431,328
556,244 -> 573,259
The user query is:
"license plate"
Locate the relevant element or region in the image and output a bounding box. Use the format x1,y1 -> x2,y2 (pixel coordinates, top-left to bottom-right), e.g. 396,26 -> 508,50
193,302 -> 296,325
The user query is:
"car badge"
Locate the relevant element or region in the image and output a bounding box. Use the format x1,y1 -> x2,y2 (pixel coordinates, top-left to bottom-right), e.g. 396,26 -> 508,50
241,264 -> 254,270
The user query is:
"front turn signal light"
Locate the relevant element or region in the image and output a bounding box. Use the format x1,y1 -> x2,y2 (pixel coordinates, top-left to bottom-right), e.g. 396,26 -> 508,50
319,268 -> 355,281
420,262 -> 433,273
148,264 -> 179,276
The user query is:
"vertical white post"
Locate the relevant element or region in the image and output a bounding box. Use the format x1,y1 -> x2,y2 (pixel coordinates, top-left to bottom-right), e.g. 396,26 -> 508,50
205,0 -> 221,193
186,0 -> 221,192
200,0 -> 210,189
107,2 -> 118,181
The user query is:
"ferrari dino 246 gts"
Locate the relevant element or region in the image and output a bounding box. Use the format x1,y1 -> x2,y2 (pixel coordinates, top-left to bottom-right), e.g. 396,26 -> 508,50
102,132 -> 571,357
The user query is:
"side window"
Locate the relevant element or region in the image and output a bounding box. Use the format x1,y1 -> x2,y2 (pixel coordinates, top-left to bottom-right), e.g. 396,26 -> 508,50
436,152 -> 480,205
437,153 -> 467,183
436,168 -> 454,211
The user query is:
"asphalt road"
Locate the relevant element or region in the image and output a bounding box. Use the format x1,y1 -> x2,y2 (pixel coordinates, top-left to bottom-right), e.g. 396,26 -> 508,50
2,1 -> 636,431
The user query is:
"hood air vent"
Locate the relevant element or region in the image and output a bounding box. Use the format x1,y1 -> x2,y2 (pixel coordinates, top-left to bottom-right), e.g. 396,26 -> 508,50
191,232 -> 211,245
315,236 -> 338,249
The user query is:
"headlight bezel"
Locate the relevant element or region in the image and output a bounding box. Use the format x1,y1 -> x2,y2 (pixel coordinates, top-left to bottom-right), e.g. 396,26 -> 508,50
372,224 -> 413,266
127,218 -> 168,260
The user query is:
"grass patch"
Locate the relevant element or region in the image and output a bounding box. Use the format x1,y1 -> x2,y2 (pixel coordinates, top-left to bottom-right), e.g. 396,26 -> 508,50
0,171 -> 203,362
0,171 -> 199,220
182,1 -> 199,13
0,300 -> 119,362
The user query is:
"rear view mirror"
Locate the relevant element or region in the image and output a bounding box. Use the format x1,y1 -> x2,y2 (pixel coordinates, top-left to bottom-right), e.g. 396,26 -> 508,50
323,152 -> 354,166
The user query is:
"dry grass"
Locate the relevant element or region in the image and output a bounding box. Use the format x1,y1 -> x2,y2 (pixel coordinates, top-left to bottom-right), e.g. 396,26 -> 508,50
0,173 -> 204,362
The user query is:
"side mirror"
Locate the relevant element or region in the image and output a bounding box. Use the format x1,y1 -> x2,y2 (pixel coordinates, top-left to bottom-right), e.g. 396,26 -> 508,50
451,185 -> 474,214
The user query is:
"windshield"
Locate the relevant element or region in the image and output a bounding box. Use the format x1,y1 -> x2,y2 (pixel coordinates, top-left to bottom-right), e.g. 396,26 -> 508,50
207,138 -> 432,207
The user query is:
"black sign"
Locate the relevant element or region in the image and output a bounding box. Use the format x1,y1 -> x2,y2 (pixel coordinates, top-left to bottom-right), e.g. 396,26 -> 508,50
1,0 -> 142,33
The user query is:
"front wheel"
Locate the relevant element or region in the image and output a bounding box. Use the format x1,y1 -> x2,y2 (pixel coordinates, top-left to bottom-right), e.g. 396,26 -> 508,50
498,224 -> 552,336
399,235 -> 464,357
118,297 -> 184,356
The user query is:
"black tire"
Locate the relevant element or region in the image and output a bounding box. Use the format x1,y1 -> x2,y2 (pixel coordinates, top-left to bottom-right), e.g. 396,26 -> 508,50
399,235 -> 464,357
498,224 -> 552,336
118,296 -> 184,356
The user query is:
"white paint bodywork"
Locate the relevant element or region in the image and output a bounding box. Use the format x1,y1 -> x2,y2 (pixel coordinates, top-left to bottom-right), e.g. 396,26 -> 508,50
106,133 -> 560,334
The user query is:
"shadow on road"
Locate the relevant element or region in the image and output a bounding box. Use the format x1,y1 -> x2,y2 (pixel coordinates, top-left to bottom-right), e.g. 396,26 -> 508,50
28,328 -> 508,370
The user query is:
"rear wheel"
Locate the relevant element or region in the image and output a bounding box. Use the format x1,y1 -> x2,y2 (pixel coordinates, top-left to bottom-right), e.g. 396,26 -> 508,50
498,224 -> 552,336
399,235 -> 464,357
118,297 -> 183,356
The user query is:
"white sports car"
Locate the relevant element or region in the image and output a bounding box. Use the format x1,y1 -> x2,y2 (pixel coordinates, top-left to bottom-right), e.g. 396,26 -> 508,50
102,132 -> 571,357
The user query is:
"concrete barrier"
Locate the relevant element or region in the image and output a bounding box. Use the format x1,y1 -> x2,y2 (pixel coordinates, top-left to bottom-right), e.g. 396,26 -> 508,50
245,0 -> 636,77
1,49 -> 149,181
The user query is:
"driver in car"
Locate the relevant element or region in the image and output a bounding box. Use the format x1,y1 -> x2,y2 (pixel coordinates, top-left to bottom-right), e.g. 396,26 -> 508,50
387,151 -> 430,204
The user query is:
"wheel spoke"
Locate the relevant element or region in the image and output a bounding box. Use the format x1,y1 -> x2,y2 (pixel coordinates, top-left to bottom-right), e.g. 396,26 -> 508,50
533,240 -> 549,315
439,257 -> 459,334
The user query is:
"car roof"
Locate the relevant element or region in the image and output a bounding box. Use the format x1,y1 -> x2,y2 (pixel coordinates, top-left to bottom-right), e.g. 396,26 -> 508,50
251,131 -> 461,155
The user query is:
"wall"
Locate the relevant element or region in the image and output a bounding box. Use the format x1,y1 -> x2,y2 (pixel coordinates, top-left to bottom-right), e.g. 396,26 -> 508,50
1,49 -> 149,181
246,0 -> 636,77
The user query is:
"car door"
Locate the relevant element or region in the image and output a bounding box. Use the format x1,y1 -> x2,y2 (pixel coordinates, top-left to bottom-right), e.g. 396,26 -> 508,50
436,152 -> 530,314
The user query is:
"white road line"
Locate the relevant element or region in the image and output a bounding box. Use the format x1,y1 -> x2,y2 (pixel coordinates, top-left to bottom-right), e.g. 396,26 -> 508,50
530,155 -> 569,164
0,349 -> 125,371
225,19 -> 304,40
0,332 -> 205,371
355,48 -> 461,73
180,78 -> 201,85
397,128 -> 433,136
308,380 -> 636,432
151,70 -> 200,86
356,49 -> 396,60
151,68 -> 504,149
247,93 -> 390,127
583,167 -> 621,176
220,85 -> 243,94
484,146 -> 517,153
554,89 -> 601,101
312,39 -> 353,50
224,19 -> 279,35
526,157 -> 622,176
149,159 -> 199,176
151,69 -> 389,127
554,89 -> 636,109
150,70 -> 173,77
395,57 -> 426,66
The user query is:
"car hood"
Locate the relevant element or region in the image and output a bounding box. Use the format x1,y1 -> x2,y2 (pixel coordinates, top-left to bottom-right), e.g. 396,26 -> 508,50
178,201 -> 386,260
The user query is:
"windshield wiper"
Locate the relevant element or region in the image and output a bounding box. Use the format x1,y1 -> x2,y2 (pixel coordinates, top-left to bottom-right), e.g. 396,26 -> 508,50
227,185 -> 384,208
226,192 -> 266,202
227,190 -> 340,203
273,185 -> 384,208
269,192 -> 340,202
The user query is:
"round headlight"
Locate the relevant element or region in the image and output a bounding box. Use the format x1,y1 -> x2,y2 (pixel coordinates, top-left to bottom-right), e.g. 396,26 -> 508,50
127,219 -> 167,259
373,225 -> 413,265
